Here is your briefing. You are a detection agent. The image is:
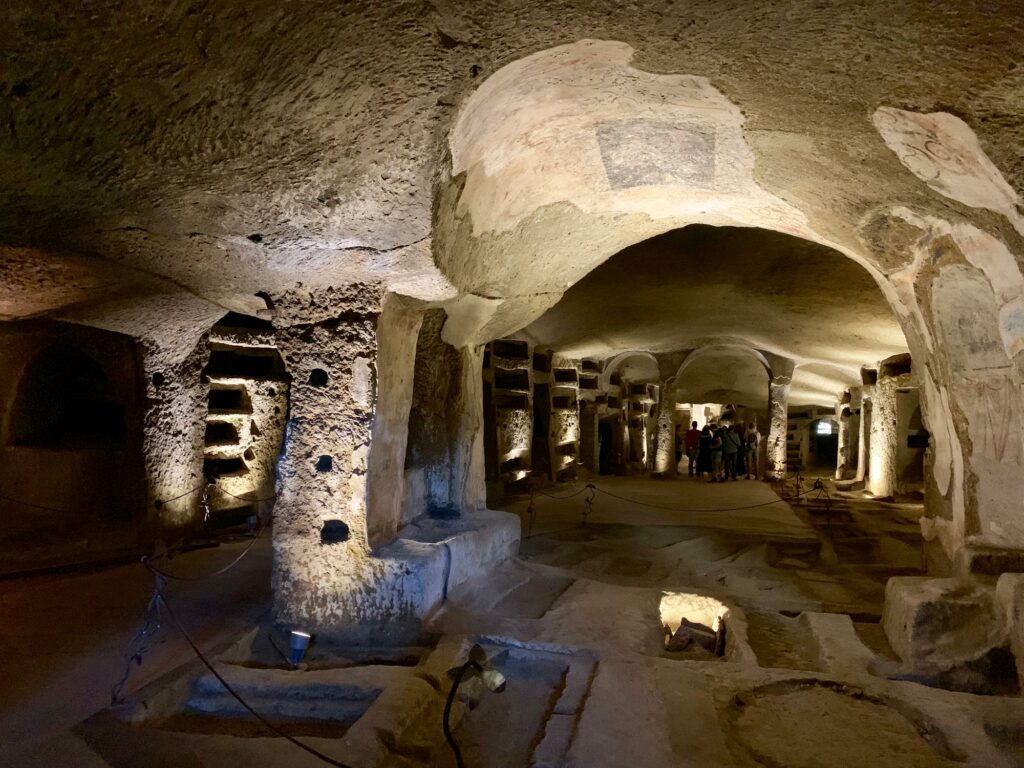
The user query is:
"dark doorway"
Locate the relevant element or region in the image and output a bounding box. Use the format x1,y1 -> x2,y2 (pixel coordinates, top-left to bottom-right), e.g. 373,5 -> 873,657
808,419 -> 839,471
598,420 -> 613,475
483,381 -> 498,481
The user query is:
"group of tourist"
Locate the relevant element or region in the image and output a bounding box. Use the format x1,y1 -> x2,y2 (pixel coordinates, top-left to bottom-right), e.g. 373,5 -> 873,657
680,420 -> 760,482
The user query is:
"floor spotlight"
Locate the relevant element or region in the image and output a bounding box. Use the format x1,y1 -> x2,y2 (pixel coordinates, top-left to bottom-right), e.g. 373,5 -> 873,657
289,630 -> 311,666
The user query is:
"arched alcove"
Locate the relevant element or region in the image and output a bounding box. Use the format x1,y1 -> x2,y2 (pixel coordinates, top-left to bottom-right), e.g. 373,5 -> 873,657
7,344 -> 126,449
0,325 -> 146,573
670,346 -> 772,411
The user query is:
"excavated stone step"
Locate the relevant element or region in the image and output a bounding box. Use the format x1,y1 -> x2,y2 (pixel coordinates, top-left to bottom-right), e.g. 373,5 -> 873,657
185,663 -> 412,723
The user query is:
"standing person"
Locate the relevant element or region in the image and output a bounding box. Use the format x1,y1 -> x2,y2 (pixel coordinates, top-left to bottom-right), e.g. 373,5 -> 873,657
710,423 -> 724,482
684,420 -> 701,477
697,424 -> 713,480
744,422 -> 761,479
722,424 -> 742,480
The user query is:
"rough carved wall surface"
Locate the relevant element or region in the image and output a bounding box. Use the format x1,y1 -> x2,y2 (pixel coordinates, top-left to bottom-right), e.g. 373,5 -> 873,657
270,288 -> 383,634
406,309 -> 464,509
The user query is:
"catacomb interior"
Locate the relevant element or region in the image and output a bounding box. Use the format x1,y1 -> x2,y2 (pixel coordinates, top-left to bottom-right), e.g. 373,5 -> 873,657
2,3 -> 1024,766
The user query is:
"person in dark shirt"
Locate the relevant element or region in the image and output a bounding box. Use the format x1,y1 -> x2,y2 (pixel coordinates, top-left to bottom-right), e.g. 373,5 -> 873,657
697,425 -> 714,480
684,420 -> 701,477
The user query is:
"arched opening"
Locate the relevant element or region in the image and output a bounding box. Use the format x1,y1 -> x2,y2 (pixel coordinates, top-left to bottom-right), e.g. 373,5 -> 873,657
0,327 -> 145,572
807,417 -> 840,473
8,344 -> 126,449
897,389 -> 927,496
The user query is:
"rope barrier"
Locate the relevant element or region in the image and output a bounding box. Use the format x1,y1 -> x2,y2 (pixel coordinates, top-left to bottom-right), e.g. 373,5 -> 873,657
533,484 -> 590,501
0,483 -> 278,517
143,528 -> 267,583
153,483 -> 208,508
0,491 -> 106,517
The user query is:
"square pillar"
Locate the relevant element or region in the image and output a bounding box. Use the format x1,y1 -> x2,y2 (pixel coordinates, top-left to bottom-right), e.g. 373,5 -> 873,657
270,287 -> 432,640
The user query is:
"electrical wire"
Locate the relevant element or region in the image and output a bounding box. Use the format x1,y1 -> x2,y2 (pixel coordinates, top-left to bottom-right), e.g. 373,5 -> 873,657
442,660 -> 483,768
143,560 -> 355,768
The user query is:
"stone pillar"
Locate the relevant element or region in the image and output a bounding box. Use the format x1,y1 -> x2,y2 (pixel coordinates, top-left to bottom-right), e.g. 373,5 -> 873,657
366,296 -> 424,545
856,387 -> 873,483
847,388 -> 861,479
270,286 -> 397,639
141,336 -> 211,533
869,373 -> 899,497
835,398 -> 851,481
451,344 -> 487,512
653,381 -> 676,476
765,360 -> 794,480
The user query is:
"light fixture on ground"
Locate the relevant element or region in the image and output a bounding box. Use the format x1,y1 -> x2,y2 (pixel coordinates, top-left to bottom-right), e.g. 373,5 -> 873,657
289,630 -> 311,666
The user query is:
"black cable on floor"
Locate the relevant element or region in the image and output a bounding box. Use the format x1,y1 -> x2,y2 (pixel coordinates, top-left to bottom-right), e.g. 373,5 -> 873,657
143,560 -> 355,768
442,660 -> 483,768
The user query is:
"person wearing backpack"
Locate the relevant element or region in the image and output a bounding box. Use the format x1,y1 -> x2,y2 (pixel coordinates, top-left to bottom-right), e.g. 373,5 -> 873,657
722,424 -> 742,480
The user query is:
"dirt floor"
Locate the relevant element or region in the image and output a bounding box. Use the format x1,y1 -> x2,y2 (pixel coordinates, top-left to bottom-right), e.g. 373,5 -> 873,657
2,476 -> 1022,767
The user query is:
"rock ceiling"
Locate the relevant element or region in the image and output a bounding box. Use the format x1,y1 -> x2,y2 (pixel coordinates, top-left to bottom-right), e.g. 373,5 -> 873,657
0,1 -> 1021,364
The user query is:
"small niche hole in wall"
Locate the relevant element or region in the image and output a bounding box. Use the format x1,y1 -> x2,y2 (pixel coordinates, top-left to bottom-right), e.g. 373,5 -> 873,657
152,372 -> 166,387
321,519 -> 349,544
315,455 -> 333,472
309,368 -> 329,387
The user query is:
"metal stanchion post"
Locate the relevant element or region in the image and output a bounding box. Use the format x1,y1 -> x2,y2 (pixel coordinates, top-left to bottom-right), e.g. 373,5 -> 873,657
582,484 -> 596,527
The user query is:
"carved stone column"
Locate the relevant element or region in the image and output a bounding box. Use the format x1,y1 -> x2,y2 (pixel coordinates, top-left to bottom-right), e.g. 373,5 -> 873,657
765,360 -> 794,480
653,380 -> 677,476
835,397 -> 851,481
